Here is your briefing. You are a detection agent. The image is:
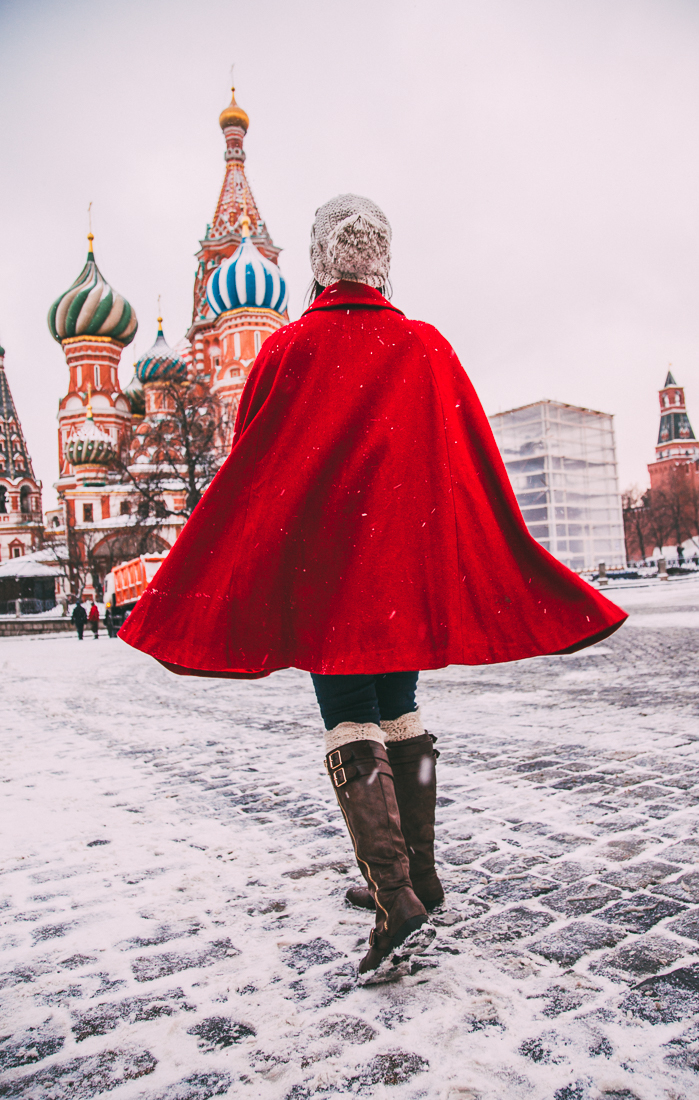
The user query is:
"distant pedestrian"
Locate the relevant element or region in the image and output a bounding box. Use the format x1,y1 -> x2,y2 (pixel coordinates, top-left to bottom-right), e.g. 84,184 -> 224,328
88,601 -> 99,640
121,194 -> 628,985
105,604 -> 117,638
71,599 -> 87,640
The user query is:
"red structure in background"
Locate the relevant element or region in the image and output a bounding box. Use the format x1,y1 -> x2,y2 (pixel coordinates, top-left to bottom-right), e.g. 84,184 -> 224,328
647,371 -> 699,494
624,371 -> 699,563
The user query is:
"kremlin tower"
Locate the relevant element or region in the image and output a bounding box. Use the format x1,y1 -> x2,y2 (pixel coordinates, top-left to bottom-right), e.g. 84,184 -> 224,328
623,370 -> 699,564
46,83 -> 289,596
652,371 -> 698,463
647,370 -> 699,495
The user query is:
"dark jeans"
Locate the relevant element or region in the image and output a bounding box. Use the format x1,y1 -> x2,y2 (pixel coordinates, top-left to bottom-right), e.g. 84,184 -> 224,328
311,672 -> 419,730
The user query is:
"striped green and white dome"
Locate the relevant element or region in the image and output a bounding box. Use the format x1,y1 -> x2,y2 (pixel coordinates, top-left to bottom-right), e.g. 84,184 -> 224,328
65,406 -> 115,466
48,234 -> 138,347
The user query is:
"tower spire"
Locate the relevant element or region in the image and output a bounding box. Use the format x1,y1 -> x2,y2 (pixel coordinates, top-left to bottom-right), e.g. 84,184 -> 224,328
655,371 -> 697,460
190,80 -> 282,325
0,344 -> 43,549
0,346 -> 37,479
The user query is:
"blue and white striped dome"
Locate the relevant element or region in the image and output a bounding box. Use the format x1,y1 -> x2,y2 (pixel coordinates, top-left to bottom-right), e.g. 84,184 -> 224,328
206,234 -> 288,317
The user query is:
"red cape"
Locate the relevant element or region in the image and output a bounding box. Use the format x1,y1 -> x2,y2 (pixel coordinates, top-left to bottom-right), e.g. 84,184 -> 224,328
120,282 -> 627,677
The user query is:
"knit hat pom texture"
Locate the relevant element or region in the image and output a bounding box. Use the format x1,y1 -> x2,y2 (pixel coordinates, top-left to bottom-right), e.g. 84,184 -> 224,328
310,194 -> 391,288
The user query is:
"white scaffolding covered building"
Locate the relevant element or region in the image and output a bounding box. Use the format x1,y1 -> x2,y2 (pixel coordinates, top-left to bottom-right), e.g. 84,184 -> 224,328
489,400 -> 625,572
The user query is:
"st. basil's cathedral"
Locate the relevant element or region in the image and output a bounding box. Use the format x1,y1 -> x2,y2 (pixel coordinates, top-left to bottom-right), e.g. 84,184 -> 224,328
39,85 -> 289,595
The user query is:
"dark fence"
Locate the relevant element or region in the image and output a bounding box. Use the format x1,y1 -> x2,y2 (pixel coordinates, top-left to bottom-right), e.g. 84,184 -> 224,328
0,598 -> 58,617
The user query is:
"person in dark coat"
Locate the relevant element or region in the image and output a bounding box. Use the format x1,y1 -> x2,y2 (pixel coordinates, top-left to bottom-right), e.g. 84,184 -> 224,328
71,599 -> 87,640
88,601 -> 99,639
120,194 -> 627,984
105,602 -> 117,638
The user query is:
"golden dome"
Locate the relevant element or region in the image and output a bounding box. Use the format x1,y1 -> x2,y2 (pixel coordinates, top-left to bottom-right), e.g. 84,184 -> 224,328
219,87 -> 249,132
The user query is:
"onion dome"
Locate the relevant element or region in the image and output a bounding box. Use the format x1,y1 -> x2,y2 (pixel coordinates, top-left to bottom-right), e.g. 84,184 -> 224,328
48,234 -> 138,346
134,318 -> 187,384
206,220 -> 288,316
219,86 -> 249,132
123,373 -> 145,418
66,404 -> 115,466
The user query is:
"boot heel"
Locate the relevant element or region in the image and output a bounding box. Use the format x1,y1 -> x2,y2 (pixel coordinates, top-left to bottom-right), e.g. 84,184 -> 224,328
390,912 -> 431,950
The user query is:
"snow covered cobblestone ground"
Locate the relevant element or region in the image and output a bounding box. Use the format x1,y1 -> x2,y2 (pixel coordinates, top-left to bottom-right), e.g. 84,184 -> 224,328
1,578 -> 698,1100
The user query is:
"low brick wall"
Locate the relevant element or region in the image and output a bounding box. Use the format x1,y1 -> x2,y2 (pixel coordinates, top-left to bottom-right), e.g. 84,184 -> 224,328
0,618 -> 76,637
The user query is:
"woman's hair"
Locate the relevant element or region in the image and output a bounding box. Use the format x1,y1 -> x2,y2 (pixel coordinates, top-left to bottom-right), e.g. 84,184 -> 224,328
306,279 -> 327,306
304,277 -> 392,308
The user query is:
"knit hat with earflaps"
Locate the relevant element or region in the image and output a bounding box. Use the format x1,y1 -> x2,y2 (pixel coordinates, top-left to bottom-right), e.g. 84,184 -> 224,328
310,194 -> 392,288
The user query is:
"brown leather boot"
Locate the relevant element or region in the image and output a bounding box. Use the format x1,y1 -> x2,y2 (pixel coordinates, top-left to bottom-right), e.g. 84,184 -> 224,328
345,733 -> 444,912
326,739 -> 435,983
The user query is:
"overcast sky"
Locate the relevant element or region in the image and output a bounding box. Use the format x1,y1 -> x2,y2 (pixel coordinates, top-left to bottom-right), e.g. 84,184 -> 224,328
2,0 -> 699,509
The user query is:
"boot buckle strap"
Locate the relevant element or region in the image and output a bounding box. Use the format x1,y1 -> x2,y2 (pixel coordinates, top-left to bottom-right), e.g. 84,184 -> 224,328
333,766 -> 348,788
328,749 -> 344,771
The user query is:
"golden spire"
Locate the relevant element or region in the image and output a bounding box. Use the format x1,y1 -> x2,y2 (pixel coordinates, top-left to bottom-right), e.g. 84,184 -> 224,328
87,202 -> 94,256
219,85 -> 249,133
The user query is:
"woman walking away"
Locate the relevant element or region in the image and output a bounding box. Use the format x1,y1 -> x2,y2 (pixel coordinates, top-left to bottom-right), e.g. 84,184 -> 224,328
88,600 -> 99,640
120,194 -> 627,984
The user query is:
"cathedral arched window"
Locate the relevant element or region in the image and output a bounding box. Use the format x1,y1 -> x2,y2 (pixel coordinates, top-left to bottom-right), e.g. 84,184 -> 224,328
254,330 -> 261,355
0,487 -> 6,514
20,486 -> 31,513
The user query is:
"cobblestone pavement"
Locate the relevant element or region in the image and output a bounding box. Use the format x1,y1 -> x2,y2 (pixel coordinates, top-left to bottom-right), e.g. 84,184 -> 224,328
1,582 -> 698,1099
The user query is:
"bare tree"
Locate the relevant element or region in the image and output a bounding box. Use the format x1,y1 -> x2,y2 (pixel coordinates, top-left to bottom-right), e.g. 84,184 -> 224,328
662,466 -> 695,560
685,478 -> 699,556
622,485 -> 649,562
42,522 -> 103,600
42,509 -> 167,600
115,380 -> 231,518
643,487 -> 673,558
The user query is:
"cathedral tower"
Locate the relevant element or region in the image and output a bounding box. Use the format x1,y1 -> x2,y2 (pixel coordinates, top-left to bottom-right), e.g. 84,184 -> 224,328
187,86 -> 289,424
0,344 -> 43,560
48,234 -> 137,493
